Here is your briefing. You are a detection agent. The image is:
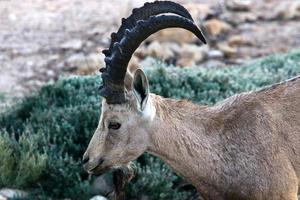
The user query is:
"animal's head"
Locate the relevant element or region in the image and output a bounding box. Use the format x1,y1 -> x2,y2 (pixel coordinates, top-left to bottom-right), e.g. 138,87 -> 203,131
83,1 -> 206,175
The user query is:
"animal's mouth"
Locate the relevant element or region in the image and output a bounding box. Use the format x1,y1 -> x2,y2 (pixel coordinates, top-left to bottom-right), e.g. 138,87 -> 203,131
87,164 -> 112,176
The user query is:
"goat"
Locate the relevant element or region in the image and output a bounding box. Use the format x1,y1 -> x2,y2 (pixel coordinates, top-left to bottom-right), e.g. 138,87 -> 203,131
83,1 -> 300,199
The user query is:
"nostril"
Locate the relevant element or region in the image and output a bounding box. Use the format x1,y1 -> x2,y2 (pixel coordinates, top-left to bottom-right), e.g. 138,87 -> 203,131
82,156 -> 89,165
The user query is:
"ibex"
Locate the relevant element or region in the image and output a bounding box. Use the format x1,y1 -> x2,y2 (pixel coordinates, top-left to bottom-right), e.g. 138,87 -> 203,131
83,1 -> 300,199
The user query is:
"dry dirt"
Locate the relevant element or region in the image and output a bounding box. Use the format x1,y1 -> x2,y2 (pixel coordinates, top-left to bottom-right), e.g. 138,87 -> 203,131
0,0 -> 300,109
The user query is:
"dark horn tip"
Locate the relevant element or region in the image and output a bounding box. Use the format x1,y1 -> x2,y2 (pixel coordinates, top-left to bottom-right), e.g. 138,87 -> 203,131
197,30 -> 207,44
199,34 -> 207,44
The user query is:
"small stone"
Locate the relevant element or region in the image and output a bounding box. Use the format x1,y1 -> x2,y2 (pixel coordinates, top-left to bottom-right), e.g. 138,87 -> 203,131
87,27 -> 104,36
8,14 -> 17,22
55,62 -> 65,70
0,194 -> 6,200
276,2 -> 300,20
176,57 -> 195,67
26,60 -> 34,67
227,35 -> 252,46
48,54 -> 60,62
207,50 -> 224,59
177,44 -> 208,67
203,60 -> 226,68
204,19 -> 231,37
90,195 -> 108,200
67,53 -> 104,74
218,43 -> 237,58
146,41 -> 174,60
0,188 -> 27,199
139,57 -> 157,68
46,70 -> 55,77
146,28 -> 199,44
183,3 -> 213,20
226,0 -> 253,12
66,53 -> 86,68
224,12 -> 258,25
60,39 -> 83,50
163,42 -> 181,55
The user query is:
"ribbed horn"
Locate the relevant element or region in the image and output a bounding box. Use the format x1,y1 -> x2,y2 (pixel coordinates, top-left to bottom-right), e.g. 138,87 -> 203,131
100,14 -> 206,104
102,1 -> 194,58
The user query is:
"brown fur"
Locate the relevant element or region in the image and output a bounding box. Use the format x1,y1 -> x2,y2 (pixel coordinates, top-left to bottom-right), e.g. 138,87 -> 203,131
84,75 -> 300,200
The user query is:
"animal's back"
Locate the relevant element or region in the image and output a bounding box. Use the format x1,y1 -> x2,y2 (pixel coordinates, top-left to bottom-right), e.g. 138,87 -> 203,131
212,76 -> 300,199
257,76 -> 300,179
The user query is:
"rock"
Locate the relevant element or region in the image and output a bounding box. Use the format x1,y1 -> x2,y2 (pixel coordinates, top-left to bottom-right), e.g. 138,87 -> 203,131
87,27 -> 105,36
46,70 -> 55,78
204,19 -> 231,37
276,2 -> 300,20
222,12 -> 257,25
203,60 -> 226,68
218,43 -> 237,58
177,44 -> 208,67
163,42 -> 181,55
207,49 -> 224,59
135,42 -> 179,61
146,28 -> 199,44
0,188 -> 27,199
60,39 -> 83,50
226,0 -> 253,12
66,53 -> 85,69
90,195 -> 108,200
146,41 -> 174,60
183,3 -> 213,20
139,57 -> 157,68
227,35 -> 252,46
67,53 -> 104,74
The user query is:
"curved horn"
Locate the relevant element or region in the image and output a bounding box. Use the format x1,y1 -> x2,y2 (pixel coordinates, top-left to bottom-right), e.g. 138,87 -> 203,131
100,15 -> 206,104
102,1 -> 194,58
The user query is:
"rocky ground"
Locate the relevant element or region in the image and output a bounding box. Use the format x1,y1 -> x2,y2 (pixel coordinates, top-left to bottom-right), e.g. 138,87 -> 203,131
1,0 -> 300,109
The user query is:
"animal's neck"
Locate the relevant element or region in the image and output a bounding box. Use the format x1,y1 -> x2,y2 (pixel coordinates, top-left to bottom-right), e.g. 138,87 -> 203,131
146,95 -> 222,194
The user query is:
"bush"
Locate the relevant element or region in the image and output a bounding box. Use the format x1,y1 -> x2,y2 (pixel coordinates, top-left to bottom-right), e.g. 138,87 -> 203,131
0,131 -> 46,188
0,50 -> 299,199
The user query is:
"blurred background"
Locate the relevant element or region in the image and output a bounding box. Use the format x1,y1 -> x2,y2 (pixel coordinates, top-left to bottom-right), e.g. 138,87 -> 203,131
0,0 -> 300,199
1,0 -> 300,107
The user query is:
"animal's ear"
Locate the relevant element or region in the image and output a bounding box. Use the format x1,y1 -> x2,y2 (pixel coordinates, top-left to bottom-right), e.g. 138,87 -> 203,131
132,69 -> 149,112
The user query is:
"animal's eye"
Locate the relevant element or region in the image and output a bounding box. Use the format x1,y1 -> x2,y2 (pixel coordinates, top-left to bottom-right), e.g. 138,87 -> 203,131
108,122 -> 121,130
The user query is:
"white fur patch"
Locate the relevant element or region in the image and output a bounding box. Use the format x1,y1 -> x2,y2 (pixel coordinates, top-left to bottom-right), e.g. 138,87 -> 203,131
142,97 -> 156,121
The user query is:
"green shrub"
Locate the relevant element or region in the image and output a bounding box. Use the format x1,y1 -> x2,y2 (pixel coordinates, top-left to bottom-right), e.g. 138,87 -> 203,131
0,50 -> 299,199
126,154 -> 197,200
0,130 -> 47,188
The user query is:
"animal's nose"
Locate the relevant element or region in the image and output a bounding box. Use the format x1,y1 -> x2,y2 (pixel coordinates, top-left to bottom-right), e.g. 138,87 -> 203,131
82,155 -> 89,165
98,157 -> 104,165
